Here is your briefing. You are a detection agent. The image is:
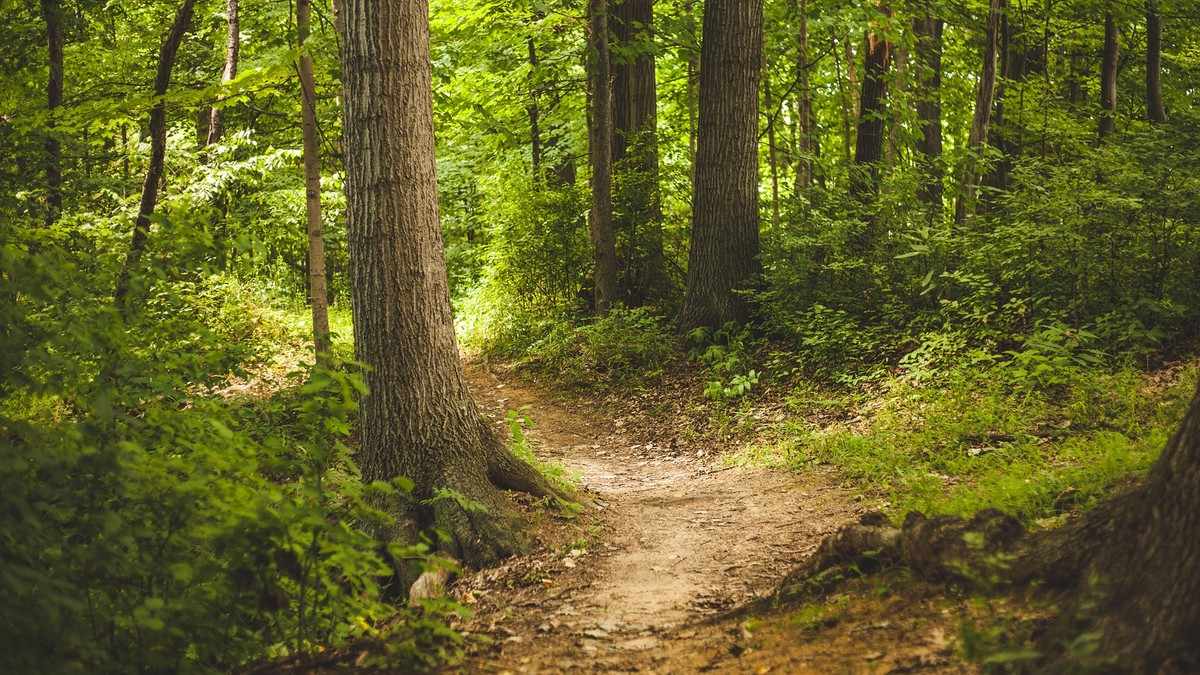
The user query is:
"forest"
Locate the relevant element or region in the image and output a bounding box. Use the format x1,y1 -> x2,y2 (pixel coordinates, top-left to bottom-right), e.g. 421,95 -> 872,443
2,0 -> 1200,671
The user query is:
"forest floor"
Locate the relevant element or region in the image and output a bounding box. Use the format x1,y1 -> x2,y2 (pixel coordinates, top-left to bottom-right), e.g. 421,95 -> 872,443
445,362 -> 985,674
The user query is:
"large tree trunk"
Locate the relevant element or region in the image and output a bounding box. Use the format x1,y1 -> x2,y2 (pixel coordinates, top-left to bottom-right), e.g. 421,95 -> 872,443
610,0 -> 665,305
588,0 -> 619,314
297,0 -> 330,358
112,0 -> 198,308
849,7 -> 893,202
912,4 -> 943,209
339,0 -> 564,571
206,0 -> 239,148
40,0 -> 63,226
1146,1 -> 1166,124
675,0 -> 763,335
953,0 -> 1001,224
1099,13 -> 1119,140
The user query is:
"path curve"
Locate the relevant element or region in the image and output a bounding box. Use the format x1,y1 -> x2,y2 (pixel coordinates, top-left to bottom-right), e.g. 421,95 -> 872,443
456,365 -> 860,673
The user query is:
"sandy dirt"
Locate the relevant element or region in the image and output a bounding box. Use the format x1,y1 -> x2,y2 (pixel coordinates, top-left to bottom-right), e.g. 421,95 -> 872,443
450,364 -> 970,673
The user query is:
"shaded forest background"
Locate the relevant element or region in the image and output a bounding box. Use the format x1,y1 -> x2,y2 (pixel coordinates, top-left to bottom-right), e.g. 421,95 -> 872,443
3,0 -> 1200,670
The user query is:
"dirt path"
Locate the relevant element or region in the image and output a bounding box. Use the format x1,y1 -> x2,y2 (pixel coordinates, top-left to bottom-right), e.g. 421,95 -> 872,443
455,365 -> 863,673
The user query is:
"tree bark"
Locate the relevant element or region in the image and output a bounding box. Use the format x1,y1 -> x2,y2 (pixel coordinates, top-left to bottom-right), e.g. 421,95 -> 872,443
1099,13 -> 1119,140
206,0 -> 239,148
588,0 -> 619,314
676,0 -> 763,335
340,0 -> 564,571
1146,1 -> 1166,124
297,0 -> 330,358
610,0 -> 665,305
912,5 -> 943,209
41,0 -> 63,226
833,34 -> 853,168
793,0 -> 814,193
527,34 -> 542,185
954,0 -> 1001,224
764,64 -> 780,227
113,0 -> 198,308
850,6 -> 893,201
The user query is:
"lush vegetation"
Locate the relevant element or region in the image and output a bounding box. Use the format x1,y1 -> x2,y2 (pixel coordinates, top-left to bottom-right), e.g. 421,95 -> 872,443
3,0 -> 1200,670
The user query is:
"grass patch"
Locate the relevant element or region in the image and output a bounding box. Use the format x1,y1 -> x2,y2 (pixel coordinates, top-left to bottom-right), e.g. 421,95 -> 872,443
760,362 -> 1197,523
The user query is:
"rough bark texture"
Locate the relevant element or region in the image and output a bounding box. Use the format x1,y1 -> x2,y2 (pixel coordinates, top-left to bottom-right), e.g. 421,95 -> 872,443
206,0 -> 239,148
297,0 -> 330,358
954,0 -> 1001,224
1146,2 -> 1166,124
849,7 -> 893,201
1099,13 -> 1119,140
912,6 -> 943,208
611,0 -> 665,306
588,0 -> 619,314
782,384 -> 1200,673
41,0 -> 63,226
676,0 -> 763,335
793,0 -> 814,193
340,0 -> 564,570
113,0 -> 197,308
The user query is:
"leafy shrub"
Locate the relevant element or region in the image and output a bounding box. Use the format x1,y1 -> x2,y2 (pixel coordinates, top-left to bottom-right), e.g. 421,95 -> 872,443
528,306 -> 674,386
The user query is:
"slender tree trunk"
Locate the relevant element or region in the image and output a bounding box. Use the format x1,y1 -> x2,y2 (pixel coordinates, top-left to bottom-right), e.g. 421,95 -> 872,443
833,34 -> 853,169
527,34 -> 542,184
884,42 -> 906,170
764,63 -> 780,227
850,6 -> 893,202
611,0 -> 664,305
912,5 -> 944,209
845,37 -> 859,118
794,0 -> 814,193
113,0 -> 198,308
41,0 -> 63,226
206,0 -> 239,148
339,0 -> 563,573
588,0 -> 618,314
1146,1 -> 1166,124
676,0 -> 763,334
297,0 -> 330,358
954,0 -> 1001,224
1099,13 -> 1119,140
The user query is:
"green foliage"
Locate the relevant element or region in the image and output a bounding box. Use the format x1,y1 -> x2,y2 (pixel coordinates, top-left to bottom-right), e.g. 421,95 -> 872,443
506,410 -> 579,500
0,233 -> 460,673
769,359 -> 1196,524
686,322 -> 761,400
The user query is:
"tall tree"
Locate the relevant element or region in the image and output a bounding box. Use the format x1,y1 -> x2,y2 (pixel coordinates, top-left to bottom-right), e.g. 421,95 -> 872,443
676,0 -> 764,334
793,0 -> 815,193
297,0 -> 330,357
339,0 -> 563,570
588,0 -> 619,314
1099,12 -> 1119,140
206,0 -> 239,148
40,0 -> 63,226
1146,0 -> 1167,124
849,5 -> 894,201
954,0 -> 1002,224
611,0 -> 664,304
113,0 -> 198,307
912,2 -> 943,208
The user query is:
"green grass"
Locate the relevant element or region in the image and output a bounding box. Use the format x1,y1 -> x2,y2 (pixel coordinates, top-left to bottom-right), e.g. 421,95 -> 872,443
746,362 -> 1197,524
